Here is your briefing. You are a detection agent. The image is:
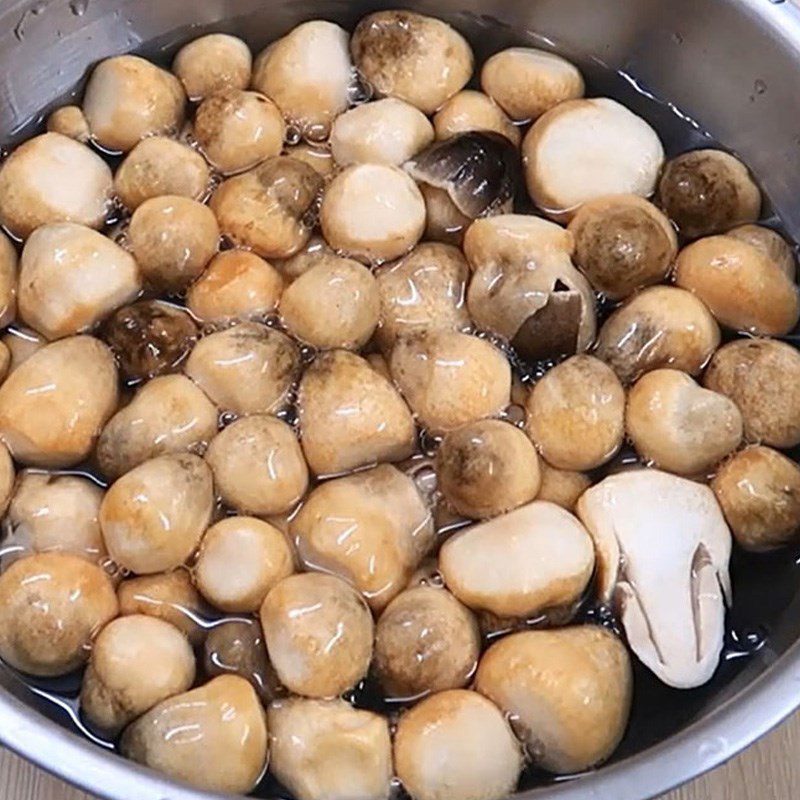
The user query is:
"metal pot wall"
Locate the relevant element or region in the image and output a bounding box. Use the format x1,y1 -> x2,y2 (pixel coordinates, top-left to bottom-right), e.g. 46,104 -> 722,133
2,0 -> 800,798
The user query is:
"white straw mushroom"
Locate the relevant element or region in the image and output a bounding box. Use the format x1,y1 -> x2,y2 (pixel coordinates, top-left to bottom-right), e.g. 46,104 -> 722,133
172,33 -> 253,101
46,105 -> 90,143
577,469 -> 732,688
433,90 -> 520,145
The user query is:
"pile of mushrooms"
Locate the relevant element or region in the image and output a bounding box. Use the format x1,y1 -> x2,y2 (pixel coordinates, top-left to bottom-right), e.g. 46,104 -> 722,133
0,9 -> 796,800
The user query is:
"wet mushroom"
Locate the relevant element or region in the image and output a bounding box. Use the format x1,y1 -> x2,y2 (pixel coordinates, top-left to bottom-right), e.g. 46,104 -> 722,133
172,33 -> 253,101
18,222 -> 141,340
433,90 -> 520,145
657,149 -> 761,239
418,183 -> 472,246
481,47 -> 584,122
568,194 -> 678,299
0,552 -> 118,676
535,463 -> 591,513
81,614 -> 196,736
0,133 -> 113,239
210,156 -> 323,259
703,338 -> 800,448
440,500 -> 594,618
712,446 -> 800,551
268,697 -> 393,800
374,586 -> 480,699
1,327 -> 45,372
46,105 -> 90,142
252,20 -> 353,140
626,369 -> 743,475
475,626 -> 632,773
101,300 -> 198,383
522,98 -> 664,220
260,572 -> 373,697
394,689 -> 522,800
82,55 -> 186,152
290,464 -> 434,612
727,224 -> 795,278
121,675 -> 267,794
577,468 -> 732,688
320,163 -> 425,263
297,349 -> 416,476
594,285 -> 721,384
284,142 -> 336,177
674,233 -> 800,335
330,98 -> 434,166
390,330 -> 511,435
0,230 -> 17,328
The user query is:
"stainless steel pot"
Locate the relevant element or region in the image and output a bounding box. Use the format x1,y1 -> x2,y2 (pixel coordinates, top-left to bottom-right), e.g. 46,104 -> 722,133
2,0 -> 800,798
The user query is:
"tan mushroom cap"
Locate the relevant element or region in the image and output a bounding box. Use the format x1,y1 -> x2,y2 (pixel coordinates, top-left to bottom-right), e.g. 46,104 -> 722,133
703,338 -> 800,448
481,47 -> 584,122
19,222 -> 141,340
419,183 -> 472,246
114,136 -> 211,210
82,55 -> 186,152
535,463 -> 591,513
260,572 -> 374,698
712,445 -> 800,551
291,464 -> 434,611
522,98 -> 664,221
297,349 -> 416,477
268,697 -> 392,800
211,156 -> 323,259
46,105 -> 90,143
440,500 -> 595,618
172,33 -> 252,101
727,224 -> 795,279
121,675 -> 268,794
626,369 -> 743,476
475,626 -> 632,774
594,285 -> 721,384
320,163 -> 426,264
351,11 -> 474,115
0,552 -> 118,676
433,90 -> 520,145
436,419 -> 541,519
393,689 -> 522,800
657,148 -> 761,239
577,469 -> 732,688
252,20 -> 353,139
0,133 -> 113,239
81,614 -> 196,735
568,194 -> 678,299
675,234 -> 800,335
0,335 -> 118,467
0,230 -> 17,328
331,98 -> 434,166
526,355 -> 625,471
284,142 -> 336,177
99,453 -> 214,575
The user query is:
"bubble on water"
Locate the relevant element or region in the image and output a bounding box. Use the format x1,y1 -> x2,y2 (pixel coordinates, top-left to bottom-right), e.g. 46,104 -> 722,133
284,124 -> 302,146
218,409 -> 238,427
348,71 -> 374,106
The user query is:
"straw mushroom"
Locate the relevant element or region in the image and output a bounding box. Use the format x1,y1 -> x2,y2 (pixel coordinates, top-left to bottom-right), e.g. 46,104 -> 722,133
577,469 -> 732,688
260,572 -> 373,697
297,350 -> 415,476
535,464 -> 591,513
0,552 -> 117,676
657,149 -> 761,239
526,355 -> 625,471
330,98 -> 434,166
121,675 -> 267,794
522,98 -> 664,220
81,614 -> 196,735
626,369 -> 742,475
419,184 -> 472,246
204,415 -> 308,515
284,142 -> 336,177
46,105 -> 90,143
595,285 -> 720,384
268,698 -> 392,800
475,627 -> 632,773
99,453 -> 213,575
568,195 -> 678,299
433,90 -> 520,145
0,133 -> 112,238
351,11 -> 473,115
290,464 -> 434,611
394,689 -> 522,800
18,222 -> 141,340
82,55 -> 185,152
252,20 -> 353,140
712,446 -> 800,551
0,335 -> 118,467
172,33 -> 252,101
440,500 -> 594,618
703,339 -> 800,448
727,224 -> 795,278
320,163 -> 425,263
0,231 -> 17,328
